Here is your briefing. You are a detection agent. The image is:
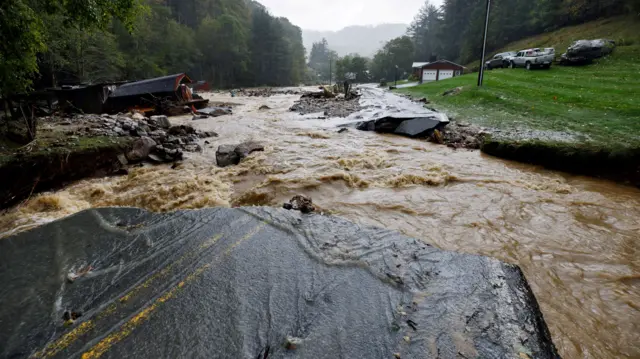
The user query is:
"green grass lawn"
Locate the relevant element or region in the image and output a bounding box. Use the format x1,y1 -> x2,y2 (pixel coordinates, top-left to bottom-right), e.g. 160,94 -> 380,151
400,45 -> 640,150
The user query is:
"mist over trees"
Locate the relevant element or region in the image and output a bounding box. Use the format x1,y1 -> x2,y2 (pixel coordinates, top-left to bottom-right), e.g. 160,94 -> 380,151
1,0 -> 308,95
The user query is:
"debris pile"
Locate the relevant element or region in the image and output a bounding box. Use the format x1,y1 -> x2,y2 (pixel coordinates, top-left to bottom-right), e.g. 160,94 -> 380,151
430,122 -> 489,149
236,88 -> 302,97
290,88 -> 362,118
283,195 -> 315,213
50,113 -> 217,163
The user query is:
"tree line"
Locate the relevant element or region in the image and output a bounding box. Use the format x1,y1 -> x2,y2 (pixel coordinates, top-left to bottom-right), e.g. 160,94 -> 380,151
333,0 -> 640,83
0,0 -> 307,96
410,0 -> 638,66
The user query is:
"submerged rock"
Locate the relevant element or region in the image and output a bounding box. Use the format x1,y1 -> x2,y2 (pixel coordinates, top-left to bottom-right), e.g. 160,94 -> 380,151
216,141 -> 264,167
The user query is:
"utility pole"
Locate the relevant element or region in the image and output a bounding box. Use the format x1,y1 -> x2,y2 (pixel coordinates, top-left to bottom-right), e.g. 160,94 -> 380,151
329,54 -> 332,86
477,0 -> 492,87
395,65 -> 398,87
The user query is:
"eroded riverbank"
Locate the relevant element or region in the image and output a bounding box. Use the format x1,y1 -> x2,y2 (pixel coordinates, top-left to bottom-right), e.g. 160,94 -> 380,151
1,88 -> 639,358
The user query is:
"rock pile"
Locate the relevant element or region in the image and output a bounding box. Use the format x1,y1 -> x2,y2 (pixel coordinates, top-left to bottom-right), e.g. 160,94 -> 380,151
52,113 -> 217,163
237,88 -> 302,97
290,95 -> 362,118
431,122 -> 488,150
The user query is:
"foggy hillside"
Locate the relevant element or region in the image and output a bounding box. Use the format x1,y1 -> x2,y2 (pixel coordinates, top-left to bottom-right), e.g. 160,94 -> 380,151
303,24 -> 407,57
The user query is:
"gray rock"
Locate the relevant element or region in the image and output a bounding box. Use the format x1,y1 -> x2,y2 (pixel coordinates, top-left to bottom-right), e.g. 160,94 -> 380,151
131,112 -> 146,121
168,125 -> 196,136
183,144 -> 202,152
216,145 -> 240,167
148,130 -> 167,141
126,137 -> 157,162
216,141 -> 264,167
134,129 -> 148,137
113,127 -> 124,135
150,115 -> 171,128
198,131 -> 218,138
117,154 -> 129,166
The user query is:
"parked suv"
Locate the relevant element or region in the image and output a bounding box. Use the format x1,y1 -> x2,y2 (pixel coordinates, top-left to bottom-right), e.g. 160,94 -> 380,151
485,52 -> 517,69
509,49 -> 554,69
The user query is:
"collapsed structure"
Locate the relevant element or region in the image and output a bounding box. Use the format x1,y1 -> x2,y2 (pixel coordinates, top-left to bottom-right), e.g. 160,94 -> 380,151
35,73 -> 210,117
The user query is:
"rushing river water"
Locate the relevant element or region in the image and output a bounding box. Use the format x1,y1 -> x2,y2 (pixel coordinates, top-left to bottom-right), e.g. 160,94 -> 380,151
1,87 -> 639,358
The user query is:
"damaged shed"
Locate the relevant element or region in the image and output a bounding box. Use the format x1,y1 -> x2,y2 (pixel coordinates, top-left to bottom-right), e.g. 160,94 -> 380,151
107,73 -> 206,114
52,83 -> 118,114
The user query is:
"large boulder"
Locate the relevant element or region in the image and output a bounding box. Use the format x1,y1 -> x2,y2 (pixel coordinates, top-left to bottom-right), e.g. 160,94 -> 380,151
0,207 -> 559,359
149,115 -> 171,129
216,141 -> 264,167
126,136 -> 157,162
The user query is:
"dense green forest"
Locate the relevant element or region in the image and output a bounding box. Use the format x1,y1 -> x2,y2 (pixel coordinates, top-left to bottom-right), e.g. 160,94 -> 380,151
0,0 -> 307,95
307,0 -> 639,83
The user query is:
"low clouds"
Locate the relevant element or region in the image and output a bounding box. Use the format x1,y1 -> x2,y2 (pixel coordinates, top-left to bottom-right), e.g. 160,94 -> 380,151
259,0 -> 438,30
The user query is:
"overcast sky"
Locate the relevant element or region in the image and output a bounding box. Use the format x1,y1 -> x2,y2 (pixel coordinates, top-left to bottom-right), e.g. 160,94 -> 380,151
259,0 -> 442,31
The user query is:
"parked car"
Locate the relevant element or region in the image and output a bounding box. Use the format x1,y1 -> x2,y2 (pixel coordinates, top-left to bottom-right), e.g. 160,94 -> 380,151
485,52 -> 517,69
508,49 -> 554,69
559,39 -> 615,65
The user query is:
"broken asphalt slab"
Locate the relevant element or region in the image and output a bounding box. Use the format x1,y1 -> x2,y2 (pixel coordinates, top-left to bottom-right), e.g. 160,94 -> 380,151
0,207 -> 559,359
354,113 -> 449,138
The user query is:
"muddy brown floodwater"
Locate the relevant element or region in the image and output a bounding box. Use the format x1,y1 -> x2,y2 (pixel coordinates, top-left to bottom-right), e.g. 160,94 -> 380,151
1,87 -> 639,358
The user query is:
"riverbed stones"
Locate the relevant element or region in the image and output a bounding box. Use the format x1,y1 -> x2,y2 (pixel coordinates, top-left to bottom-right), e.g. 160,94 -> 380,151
216,141 -> 264,167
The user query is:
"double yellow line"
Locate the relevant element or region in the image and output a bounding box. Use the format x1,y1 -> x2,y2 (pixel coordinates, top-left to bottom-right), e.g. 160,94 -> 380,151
34,221 -> 267,359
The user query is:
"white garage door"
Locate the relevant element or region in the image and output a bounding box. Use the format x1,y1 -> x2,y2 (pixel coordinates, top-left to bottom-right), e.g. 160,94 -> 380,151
439,70 -> 454,80
422,70 -> 437,81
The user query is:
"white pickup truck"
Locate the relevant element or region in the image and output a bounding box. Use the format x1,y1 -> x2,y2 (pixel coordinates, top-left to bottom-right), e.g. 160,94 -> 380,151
508,48 -> 554,70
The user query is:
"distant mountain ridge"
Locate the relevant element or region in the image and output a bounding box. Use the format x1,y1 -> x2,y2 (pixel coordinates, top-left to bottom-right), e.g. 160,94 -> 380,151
303,24 -> 408,57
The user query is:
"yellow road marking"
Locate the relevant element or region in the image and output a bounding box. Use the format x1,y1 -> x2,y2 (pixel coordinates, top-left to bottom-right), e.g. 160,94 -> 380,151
80,264 -> 211,359
119,234 -> 222,303
32,234 -> 222,359
80,222 -> 267,359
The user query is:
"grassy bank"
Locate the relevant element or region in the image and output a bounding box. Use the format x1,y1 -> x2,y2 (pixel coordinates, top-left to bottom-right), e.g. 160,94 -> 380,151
465,16 -> 640,70
399,42 -> 640,183
0,134 -> 131,209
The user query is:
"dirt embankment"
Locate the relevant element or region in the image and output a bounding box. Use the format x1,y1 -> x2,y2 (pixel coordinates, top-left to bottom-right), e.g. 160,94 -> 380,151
0,113 -> 218,210
0,137 -> 131,210
405,95 -> 640,186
